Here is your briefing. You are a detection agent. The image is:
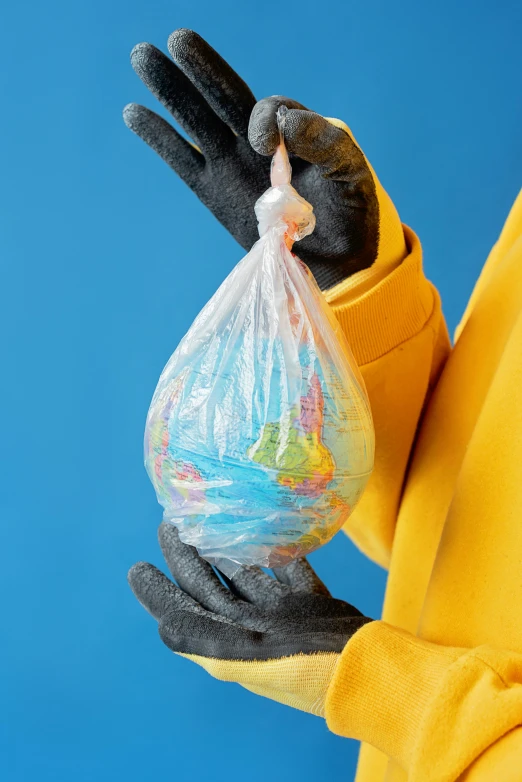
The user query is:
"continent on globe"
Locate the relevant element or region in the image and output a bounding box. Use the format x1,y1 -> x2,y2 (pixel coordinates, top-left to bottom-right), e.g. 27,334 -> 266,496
248,373 -> 335,498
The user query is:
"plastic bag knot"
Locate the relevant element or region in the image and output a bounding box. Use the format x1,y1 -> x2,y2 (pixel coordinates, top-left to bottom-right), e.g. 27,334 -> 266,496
255,182 -> 316,242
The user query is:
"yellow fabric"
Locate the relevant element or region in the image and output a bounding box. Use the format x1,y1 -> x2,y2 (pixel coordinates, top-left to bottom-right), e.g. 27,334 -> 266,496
325,622 -> 522,781
325,225 -> 450,568
180,651 -> 340,717
324,189 -> 522,780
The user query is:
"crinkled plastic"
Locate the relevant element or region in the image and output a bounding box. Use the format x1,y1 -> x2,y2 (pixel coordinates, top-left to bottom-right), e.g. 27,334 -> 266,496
145,107 -> 375,575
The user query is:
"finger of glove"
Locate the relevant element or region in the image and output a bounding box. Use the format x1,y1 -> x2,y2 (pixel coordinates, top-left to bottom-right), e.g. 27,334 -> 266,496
123,104 -> 204,188
127,561 -> 206,621
159,607 -> 262,659
226,565 -> 291,609
272,558 -> 331,596
130,43 -> 234,157
248,95 -> 309,155
168,28 -> 256,138
278,109 -> 369,183
158,522 -> 264,627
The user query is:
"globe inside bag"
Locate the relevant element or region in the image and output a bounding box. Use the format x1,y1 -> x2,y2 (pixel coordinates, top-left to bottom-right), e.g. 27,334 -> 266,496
144,109 -> 375,575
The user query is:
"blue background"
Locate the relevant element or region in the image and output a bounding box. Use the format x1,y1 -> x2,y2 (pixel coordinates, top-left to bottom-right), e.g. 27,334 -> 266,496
2,1 -> 521,780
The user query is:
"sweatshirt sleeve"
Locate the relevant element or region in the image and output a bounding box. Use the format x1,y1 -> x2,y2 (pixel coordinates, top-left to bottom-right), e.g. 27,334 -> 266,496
324,225 -> 451,569
324,621 -> 522,781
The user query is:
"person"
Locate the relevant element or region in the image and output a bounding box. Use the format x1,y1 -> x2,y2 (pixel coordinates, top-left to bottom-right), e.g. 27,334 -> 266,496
123,28 -> 522,781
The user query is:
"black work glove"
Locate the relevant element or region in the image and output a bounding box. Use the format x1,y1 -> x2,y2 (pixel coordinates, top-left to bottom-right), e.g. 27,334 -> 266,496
128,522 -> 372,715
124,28 -> 387,290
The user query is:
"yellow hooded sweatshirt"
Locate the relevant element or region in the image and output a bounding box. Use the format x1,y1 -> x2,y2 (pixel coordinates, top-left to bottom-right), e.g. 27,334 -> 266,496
323,187 -> 522,781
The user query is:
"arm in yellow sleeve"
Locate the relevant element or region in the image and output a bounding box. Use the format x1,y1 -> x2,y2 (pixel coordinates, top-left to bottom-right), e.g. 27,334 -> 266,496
325,225 -> 451,569
325,621 -> 522,781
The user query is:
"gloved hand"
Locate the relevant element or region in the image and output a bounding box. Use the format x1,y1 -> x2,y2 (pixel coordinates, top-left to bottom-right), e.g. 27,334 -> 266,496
128,522 -> 372,716
124,29 -> 405,291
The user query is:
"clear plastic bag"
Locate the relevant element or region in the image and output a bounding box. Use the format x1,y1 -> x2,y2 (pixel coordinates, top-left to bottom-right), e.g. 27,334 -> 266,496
145,108 -> 375,575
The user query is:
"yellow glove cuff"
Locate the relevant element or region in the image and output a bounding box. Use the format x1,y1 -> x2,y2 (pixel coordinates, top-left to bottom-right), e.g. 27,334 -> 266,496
181,651 -> 340,717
